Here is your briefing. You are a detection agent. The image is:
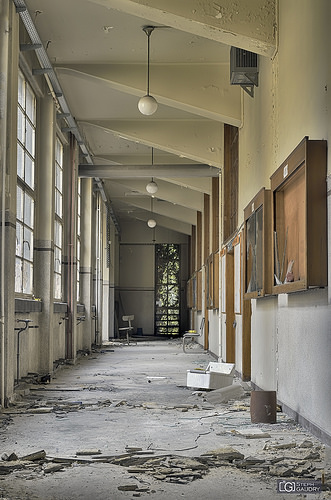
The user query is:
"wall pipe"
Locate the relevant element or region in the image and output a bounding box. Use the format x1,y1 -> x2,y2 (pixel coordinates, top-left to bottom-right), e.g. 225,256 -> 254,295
95,194 -> 101,345
14,319 -> 39,384
65,133 -> 76,359
0,0 -> 10,408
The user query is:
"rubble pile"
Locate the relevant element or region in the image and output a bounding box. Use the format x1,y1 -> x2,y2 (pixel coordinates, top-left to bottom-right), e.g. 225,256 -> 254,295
0,441 -> 329,488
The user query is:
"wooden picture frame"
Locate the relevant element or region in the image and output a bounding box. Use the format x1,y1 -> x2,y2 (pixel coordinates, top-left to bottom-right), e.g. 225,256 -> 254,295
243,188 -> 272,299
270,137 -> 327,294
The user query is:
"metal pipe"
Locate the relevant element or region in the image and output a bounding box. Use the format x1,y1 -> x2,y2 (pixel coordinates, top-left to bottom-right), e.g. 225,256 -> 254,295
95,194 -> 101,345
0,0 -> 10,408
14,320 -> 39,385
66,133 -> 76,359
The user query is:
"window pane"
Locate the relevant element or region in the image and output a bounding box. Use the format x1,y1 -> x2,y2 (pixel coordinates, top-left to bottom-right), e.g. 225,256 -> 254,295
77,210 -> 80,235
17,108 -> 25,145
23,227 -> 33,261
17,144 -> 24,180
54,220 -> 59,245
18,72 -> 25,107
24,193 -> 34,229
54,246 -> 61,273
16,186 -> 24,221
23,261 -> 33,294
24,153 -> 34,189
15,258 -> 23,293
55,164 -> 62,190
25,120 -> 35,157
54,220 -> 62,247
55,190 -> 62,218
77,238 -> 80,261
54,273 -> 61,299
56,140 -> 63,166
16,222 -> 23,257
26,86 -> 36,124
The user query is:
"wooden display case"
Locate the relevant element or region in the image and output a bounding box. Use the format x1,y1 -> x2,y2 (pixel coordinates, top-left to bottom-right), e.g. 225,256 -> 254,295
270,137 -> 327,294
244,188 -> 272,299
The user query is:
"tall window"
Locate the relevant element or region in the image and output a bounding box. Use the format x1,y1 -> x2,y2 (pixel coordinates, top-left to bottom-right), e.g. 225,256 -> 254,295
54,138 -> 63,299
16,70 -> 36,294
155,244 -> 180,335
76,178 -> 81,301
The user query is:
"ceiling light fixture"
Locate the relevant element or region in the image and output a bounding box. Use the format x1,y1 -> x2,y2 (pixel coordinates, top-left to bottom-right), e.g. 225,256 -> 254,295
147,195 -> 157,228
146,180 -> 158,194
138,26 -> 158,116
147,218 -> 156,228
146,148 -> 158,194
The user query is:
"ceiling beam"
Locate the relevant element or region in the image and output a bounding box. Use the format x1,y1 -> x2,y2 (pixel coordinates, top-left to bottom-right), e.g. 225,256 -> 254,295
89,0 -> 277,56
56,64 -> 241,125
79,120 -> 224,167
79,164 -> 220,178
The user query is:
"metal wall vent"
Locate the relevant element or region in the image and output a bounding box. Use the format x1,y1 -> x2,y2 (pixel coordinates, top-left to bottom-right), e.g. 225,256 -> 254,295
230,47 -> 259,97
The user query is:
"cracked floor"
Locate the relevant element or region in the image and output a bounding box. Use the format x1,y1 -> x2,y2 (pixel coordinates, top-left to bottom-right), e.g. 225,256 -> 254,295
0,339 -> 330,500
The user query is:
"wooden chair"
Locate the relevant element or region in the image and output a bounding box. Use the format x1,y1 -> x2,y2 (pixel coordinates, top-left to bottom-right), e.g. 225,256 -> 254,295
183,317 -> 206,353
118,315 -> 134,344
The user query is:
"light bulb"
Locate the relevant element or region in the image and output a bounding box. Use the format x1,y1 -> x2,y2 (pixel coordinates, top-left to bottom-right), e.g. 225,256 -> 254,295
138,95 -> 158,115
147,219 -> 156,228
146,180 -> 158,194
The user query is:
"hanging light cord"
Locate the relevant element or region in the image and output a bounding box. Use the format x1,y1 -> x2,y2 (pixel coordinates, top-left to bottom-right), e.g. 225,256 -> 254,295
147,30 -> 150,95
143,26 -> 154,96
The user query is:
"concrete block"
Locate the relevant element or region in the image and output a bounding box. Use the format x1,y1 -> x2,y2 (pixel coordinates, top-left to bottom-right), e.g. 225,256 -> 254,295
235,428 -> 271,439
204,383 -> 245,404
21,450 -> 46,461
201,447 -> 244,461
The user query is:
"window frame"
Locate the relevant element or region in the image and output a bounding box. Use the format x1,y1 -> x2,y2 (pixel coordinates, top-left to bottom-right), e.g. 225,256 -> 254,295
54,137 -> 64,300
15,69 -> 37,296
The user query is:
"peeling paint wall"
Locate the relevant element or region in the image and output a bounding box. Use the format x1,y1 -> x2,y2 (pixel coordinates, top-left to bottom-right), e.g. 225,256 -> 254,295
239,0 -> 331,439
115,0 -> 277,55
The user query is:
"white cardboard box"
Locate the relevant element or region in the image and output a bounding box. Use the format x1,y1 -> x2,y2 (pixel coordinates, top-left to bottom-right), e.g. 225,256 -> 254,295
186,362 -> 235,390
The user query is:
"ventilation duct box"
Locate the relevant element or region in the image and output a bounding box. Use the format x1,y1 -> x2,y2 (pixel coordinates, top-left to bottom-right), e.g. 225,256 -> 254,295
230,47 -> 259,96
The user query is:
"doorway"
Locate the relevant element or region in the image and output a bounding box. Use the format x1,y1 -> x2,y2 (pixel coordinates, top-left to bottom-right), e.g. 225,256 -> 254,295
155,244 -> 180,335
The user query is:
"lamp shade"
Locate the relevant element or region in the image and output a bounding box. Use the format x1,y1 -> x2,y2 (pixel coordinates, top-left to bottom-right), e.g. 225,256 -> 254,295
146,180 -> 158,194
138,95 -> 158,115
147,218 -> 156,228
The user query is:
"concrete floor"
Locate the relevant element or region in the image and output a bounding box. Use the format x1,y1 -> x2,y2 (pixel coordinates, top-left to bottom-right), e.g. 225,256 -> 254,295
0,339 -> 330,500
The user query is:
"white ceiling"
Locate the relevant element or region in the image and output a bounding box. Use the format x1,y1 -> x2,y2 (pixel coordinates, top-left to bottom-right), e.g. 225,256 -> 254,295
23,0 -> 274,233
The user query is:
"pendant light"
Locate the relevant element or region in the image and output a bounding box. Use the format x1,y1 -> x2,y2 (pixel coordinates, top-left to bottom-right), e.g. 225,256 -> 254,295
146,179 -> 158,194
147,195 -> 156,228
138,26 -> 158,115
146,148 -> 159,194
147,218 -> 156,228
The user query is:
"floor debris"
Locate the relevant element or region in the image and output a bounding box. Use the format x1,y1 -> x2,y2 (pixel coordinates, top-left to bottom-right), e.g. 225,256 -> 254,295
0,340 -> 330,499
204,383 -> 246,404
